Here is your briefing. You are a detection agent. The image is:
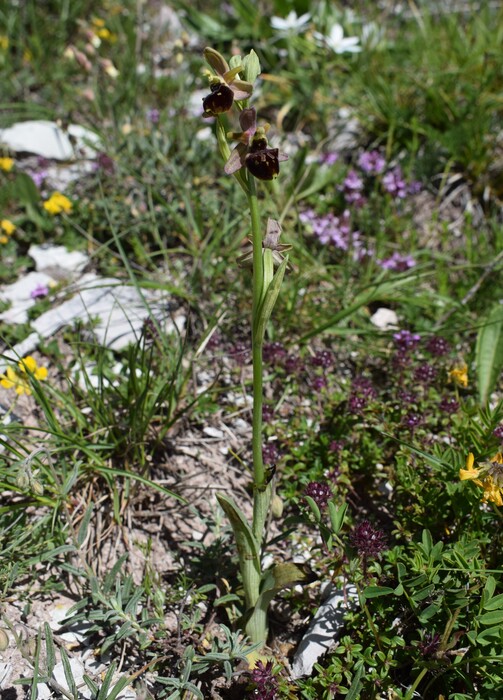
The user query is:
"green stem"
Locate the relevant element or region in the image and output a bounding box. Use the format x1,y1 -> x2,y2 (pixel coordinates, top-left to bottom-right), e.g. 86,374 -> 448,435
242,174 -> 272,646
404,667 -> 428,700
248,175 -> 272,546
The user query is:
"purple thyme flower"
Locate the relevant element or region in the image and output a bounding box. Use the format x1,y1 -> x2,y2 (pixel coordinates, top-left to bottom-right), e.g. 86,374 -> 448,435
493,424 -> 503,441
310,349 -> 334,369
248,660 -> 278,700
341,169 -> 365,206
329,439 -> 345,453
263,442 -> 280,465
284,353 -> 304,375
403,411 -> 422,431
262,404 -> 274,422
304,481 -> 332,510
398,388 -> 418,404
320,151 -> 339,166
382,166 -> 408,199
228,340 -> 251,365
439,396 -> 459,414
93,151 -> 115,175
393,330 -> 421,351
311,376 -> 327,391
392,349 -> 412,371
30,283 -> 49,299
425,336 -> 451,357
414,363 -> 438,385
378,252 -> 416,272
263,341 -> 287,363
300,208 -> 369,260
348,375 -> 377,414
358,149 -> 386,174
408,180 -> 422,194
419,632 -> 441,658
350,520 -> 387,558
147,108 -> 160,124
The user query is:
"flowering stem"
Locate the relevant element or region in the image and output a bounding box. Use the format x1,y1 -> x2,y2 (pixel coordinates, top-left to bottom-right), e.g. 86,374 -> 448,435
248,175 -> 272,542
240,174 -> 273,645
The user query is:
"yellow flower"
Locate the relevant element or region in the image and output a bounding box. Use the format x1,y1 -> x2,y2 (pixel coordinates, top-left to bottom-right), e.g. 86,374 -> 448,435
1,219 -> 16,235
460,452 -> 503,507
0,356 -> 48,396
0,157 -> 14,172
0,367 -> 30,395
43,192 -> 73,215
448,362 -> 468,388
0,35 -> 8,51
19,356 -> 48,381
459,452 -> 480,482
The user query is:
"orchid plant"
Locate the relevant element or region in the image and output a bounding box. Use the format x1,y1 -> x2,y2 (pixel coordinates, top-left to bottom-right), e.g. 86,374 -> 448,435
200,47 -> 310,648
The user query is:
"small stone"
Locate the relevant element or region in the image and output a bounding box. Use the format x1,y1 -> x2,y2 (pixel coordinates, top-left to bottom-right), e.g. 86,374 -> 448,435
203,426 -> 224,439
291,585 -> 359,678
370,307 -> 399,330
29,244 -> 89,276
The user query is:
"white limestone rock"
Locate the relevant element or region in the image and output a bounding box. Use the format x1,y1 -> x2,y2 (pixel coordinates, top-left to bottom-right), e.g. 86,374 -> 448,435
0,120 -> 100,160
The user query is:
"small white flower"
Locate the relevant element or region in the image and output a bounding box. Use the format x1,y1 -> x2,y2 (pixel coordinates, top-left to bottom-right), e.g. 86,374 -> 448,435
270,11 -> 311,32
313,23 -> 361,54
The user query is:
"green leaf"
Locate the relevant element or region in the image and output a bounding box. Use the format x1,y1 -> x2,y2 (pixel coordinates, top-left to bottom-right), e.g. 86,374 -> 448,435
476,625 -> 503,645
478,610 -> 503,625
418,603 -> 440,621
216,494 -> 260,569
482,575 -> 497,605
76,503 -> 94,547
268,562 -> 315,590
328,500 -> 347,535
484,593 -> 503,611
375,431 -> 450,471
412,584 -> 435,602
254,256 -> 288,342
301,271 -> 432,341
362,585 -> 395,598
476,303 -> 503,405
60,647 -> 79,696
345,663 -> 364,700
43,623 -> 56,676
304,494 -> 321,523
422,529 -> 433,555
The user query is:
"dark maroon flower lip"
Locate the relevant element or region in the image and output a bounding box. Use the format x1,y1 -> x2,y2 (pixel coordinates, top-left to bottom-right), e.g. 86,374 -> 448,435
245,147 -> 280,181
202,83 -> 234,117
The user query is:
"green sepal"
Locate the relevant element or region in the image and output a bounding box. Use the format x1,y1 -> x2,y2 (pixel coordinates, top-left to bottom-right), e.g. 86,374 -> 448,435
215,117 -> 231,164
242,49 -> 261,84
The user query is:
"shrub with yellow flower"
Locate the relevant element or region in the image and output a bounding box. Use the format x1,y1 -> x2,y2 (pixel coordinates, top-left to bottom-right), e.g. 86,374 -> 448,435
460,452 -> 503,507
0,356 -> 48,396
43,192 -> 73,215
0,218 -> 16,244
448,362 -> 468,388
0,157 -> 14,172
